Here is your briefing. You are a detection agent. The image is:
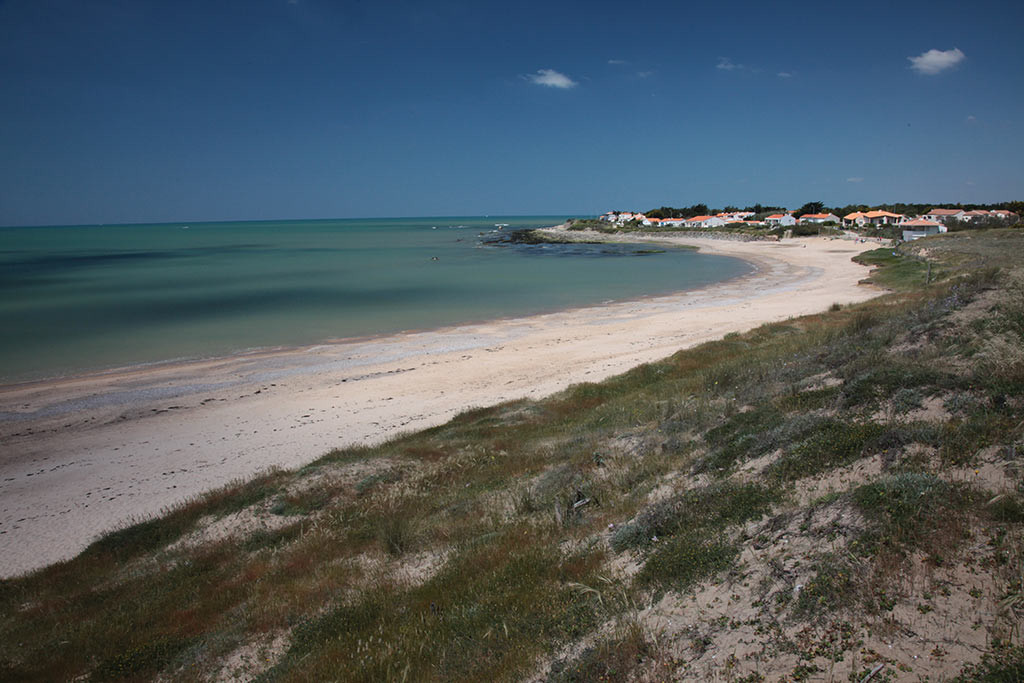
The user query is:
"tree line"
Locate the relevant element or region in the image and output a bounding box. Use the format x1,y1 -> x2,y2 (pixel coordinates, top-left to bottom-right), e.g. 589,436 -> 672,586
634,200 -> 1024,220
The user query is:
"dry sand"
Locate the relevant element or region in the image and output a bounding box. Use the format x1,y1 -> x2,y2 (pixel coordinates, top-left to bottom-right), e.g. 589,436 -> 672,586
0,232 -> 885,577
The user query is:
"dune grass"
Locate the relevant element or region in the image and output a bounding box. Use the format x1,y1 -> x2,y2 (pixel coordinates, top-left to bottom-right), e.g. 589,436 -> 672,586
2,230 -> 1024,681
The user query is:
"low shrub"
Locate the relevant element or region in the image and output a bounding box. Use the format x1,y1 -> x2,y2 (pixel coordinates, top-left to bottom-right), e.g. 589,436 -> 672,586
769,420 -> 886,481
637,535 -> 737,590
546,622 -> 654,683
852,473 -> 966,556
794,554 -> 860,617
611,482 -> 775,553
953,644 -> 1024,681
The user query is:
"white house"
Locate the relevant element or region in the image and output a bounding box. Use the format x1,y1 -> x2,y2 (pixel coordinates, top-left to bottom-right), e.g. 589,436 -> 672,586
843,212 -> 868,227
716,211 -> 755,222
686,215 -> 726,228
599,211 -> 646,225
765,213 -> 796,227
959,210 -> 991,222
900,218 -> 944,241
799,213 -> 840,224
923,208 -> 966,224
862,210 -> 904,226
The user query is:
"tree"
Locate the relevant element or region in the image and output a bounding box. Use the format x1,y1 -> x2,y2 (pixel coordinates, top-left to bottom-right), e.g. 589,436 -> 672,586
836,204 -> 869,218
1004,200 -> 1024,216
796,201 -> 825,216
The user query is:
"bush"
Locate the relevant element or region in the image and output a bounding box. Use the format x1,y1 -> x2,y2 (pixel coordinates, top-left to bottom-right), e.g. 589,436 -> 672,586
953,645 -> 1024,681
794,554 -> 860,617
637,534 -> 737,590
852,473 -> 965,554
769,420 -> 886,481
611,482 -> 775,553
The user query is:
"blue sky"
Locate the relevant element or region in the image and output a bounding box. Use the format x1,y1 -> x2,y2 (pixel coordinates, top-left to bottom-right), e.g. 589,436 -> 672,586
1,0 -> 1021,226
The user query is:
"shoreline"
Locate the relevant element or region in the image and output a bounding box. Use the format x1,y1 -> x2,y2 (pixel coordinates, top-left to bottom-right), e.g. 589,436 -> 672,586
0,233 -> 739,397
0,223 -> 731,391
0,234 -> 884,577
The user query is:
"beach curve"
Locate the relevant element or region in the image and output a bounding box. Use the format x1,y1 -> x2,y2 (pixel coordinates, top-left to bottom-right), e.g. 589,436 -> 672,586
0,233 -> 885,577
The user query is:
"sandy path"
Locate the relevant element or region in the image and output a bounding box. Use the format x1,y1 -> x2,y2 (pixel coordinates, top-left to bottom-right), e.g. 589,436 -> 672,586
0,233 -> 884,577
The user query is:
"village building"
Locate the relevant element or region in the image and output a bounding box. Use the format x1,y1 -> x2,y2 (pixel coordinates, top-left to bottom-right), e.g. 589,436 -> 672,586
599,212 -> 646,225
861,210 -> 904,226
799,213 -> 840,224
923,208 -> 966,223
843,212 -> 868,227
764,213 -> 796,227
715,211 -> 755,222
686,215 -> 727,228
900,218 -> 945,241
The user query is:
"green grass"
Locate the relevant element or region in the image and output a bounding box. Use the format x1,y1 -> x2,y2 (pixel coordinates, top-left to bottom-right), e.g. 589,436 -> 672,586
264,538 -> 608,681
610,481 -> 777,553
852,473 -> 970,561
853,247 -> 932,290
769,420 -> 886,481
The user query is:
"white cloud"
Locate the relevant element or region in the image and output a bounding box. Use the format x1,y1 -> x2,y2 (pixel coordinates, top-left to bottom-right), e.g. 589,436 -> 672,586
716,57 -> 742,71
636,70 -> 654,79
846,177 -> 864,183
777,71 -> 793,78
608,59 -> 627,65
966,114 -> 977,123
908,47 -> 965,75
524,68 -> 577,89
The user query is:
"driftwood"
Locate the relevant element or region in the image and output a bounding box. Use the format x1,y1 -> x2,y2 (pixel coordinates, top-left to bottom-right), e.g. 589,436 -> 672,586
556,490 -> 601,525
860,663 -> 885,683
571,489 -> 600,512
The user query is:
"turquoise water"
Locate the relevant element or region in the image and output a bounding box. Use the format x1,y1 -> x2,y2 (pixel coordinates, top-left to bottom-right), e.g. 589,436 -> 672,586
0,217 -> 752,383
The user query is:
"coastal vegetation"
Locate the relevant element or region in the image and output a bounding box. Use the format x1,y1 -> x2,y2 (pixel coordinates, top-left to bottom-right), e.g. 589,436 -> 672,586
3,229 -> 1024,680
590,200 -> 1022,242
565,217 -> 840,239
630,201 -> 1024,223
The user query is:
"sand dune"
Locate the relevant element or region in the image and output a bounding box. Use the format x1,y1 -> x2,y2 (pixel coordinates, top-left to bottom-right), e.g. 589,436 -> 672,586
0,233 -> 884,577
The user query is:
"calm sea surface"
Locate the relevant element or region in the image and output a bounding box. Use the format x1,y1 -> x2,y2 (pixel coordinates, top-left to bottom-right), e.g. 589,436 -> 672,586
0,217 -> 752,383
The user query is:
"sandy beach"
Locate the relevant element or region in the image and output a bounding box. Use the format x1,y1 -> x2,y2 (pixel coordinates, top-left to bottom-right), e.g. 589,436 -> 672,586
0,232 -> 885,577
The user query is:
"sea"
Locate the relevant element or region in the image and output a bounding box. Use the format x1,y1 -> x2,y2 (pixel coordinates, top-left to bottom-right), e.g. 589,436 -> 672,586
0,216 -> 753,384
